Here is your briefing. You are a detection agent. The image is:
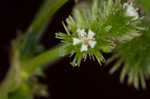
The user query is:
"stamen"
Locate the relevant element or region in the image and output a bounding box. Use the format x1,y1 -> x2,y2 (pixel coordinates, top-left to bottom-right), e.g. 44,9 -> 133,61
91,38 -> 95,41
76,32 -> 79,34
84,42 -> 89,46
84,34 -> 88,38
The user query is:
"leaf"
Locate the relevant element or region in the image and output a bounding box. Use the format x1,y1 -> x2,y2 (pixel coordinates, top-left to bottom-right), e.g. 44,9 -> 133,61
0,39 -> 22,97
0,93 -> 8,99
20,0 -> 68,60
136,0 -> 150,13
107,28 -> 150,89
8,84 -> 32,99
1,0 -> 68,98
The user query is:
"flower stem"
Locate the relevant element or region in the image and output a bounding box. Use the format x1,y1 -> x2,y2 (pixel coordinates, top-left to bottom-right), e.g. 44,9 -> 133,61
22,45 -> 70,74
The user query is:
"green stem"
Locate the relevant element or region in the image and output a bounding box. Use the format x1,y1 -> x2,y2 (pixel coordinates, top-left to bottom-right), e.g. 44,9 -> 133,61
22,45 -> 70,74
0,43 -> 21,98
26,0 -> 68,38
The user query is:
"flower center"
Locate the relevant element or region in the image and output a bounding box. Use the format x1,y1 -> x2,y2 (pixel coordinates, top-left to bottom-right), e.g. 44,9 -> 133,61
84,42 -> 89,46
84,34 -> 88,38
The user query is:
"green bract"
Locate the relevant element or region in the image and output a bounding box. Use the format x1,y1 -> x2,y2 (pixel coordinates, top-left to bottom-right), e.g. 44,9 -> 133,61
107,28 -> 150,89
56,0 -> 144,66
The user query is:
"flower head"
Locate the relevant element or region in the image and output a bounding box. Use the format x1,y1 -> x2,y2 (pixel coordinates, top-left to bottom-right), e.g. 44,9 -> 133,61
56,0 -> 143,67
73,29 -> 96,52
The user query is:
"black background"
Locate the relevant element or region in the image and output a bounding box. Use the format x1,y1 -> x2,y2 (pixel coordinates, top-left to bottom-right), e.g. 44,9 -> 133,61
0,0 -> 150,99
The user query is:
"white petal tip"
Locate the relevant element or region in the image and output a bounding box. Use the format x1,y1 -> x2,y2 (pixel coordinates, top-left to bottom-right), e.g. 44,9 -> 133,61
80,44 -> 88,52
73,38 -> 81,45
88,29 -> 95,39
89,41 -> 96,48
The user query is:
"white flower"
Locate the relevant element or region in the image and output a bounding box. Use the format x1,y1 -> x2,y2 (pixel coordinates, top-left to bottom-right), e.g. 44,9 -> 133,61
73,38 -> 81,45
73,29 -> 96,52
81,44 -> 88,52
88,40 -> 96,48
77,29 -> 86,37
123,3 -> 139,20
88,30 -> 95,39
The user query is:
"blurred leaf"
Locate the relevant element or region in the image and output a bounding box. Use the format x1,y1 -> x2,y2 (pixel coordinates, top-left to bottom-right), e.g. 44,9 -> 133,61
1,0 -> 68,98
0,38 -> 22,98
22,44 -> 70,75
26,77 -> 49,97
107,28 -> 150,89
8,84 -> 32,99
0,93 -> 8,99
136,0 -> 150,13
20,0 -> 68,60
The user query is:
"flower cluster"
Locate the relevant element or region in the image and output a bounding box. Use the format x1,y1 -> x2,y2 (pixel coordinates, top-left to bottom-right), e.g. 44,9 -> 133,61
73,29 -> 96,52
56,0 -> 143,66
56,26 -> 105,66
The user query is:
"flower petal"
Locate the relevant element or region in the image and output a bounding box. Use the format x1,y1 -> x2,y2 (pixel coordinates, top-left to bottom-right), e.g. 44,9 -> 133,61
88,30 -> 95,39
73,38 -> 81,45
77,29 -> 86,37
89,40 -> 96,48
124,3 -> 139,20
80,44 -> 88,52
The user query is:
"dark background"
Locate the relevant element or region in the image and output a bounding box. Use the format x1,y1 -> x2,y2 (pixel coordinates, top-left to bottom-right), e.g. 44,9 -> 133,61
0,0 -> 150,99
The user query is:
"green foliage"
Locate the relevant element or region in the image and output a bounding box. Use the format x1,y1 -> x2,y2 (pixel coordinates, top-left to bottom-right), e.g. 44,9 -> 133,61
22,44 -> 70,74
56,0 -> 143,66
0,0 -> 68,98
26,77 -> 48,97
8,84 -> 32,99
20,0 -> 68,60
0,37 -> 22,98
136,0 -> 150,13
107,28 -> 150,89
1,0 -> 150,99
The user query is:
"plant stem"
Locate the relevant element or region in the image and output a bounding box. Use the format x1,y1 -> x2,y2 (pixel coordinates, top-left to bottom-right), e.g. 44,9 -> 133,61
22,45 -> 70,74
26,0 -> 68,39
